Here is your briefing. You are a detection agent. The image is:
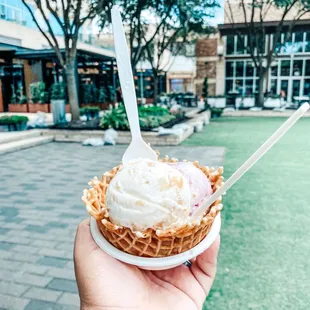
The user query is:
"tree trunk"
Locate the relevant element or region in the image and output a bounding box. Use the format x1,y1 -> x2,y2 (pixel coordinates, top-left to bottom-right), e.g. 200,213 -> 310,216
257,68 -> 267,107
257,77 -> 264,107
66,58 -> 80,121
153,71 -> 159,104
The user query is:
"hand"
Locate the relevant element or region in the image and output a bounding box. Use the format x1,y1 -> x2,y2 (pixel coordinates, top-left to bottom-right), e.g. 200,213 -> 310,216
74,219 -> 220,310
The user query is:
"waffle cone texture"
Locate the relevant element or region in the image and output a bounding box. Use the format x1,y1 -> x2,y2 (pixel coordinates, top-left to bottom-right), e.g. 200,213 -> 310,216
82,157 -> 224,257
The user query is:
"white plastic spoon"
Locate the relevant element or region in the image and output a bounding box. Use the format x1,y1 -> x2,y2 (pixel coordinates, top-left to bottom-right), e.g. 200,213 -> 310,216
111,7 -> 157,164
192,103 -> 310,219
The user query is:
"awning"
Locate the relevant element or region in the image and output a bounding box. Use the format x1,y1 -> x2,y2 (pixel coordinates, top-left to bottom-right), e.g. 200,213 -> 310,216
14,47 -> 115,62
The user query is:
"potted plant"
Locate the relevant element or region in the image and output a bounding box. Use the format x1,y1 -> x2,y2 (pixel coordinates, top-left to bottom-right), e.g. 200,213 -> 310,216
28,82 -> 50,113
8,86 -> 28,113
50,82 -> 66,124
210,107 -> 223,119
264,94 -> 283,109
235,95 -> 255,109
207,95 -> 226,108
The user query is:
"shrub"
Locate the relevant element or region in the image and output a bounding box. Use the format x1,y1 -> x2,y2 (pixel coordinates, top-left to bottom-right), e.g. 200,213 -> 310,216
98,87 -> 107,103
100,104 -> 176,130
211,108 -> 223,118
82,84 -> 98,103
51,83 -> 66,100
30,82 -> 48,104
0,115 -> 29,125
80,106 -> 101,115
10,85 -> 27,104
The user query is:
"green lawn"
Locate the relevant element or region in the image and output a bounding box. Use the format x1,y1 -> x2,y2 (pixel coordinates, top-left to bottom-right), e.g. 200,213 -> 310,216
183,116 -> 310,310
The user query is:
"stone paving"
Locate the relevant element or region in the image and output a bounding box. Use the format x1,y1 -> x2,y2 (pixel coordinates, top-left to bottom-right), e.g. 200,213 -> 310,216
0,142 -> 225,310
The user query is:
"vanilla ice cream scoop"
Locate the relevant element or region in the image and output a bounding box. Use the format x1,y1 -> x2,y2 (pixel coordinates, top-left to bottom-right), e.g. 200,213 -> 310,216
106,159 -> 192,232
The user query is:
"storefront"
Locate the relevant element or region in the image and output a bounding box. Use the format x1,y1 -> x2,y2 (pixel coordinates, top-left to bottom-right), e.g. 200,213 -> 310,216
0,45 -> 116,112
220,21 -> 310,103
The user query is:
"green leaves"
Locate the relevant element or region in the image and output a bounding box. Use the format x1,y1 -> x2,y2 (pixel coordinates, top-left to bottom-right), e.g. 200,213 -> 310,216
100,104 -> 176,130
51,83 -> 66,100
0,115 -> 29,125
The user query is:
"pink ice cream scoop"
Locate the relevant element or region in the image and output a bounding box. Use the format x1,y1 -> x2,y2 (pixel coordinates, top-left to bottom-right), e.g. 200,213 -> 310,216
168,162 -> 213,214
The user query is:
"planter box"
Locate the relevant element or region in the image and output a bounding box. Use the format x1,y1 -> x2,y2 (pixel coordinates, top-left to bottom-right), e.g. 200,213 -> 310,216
236,97 -> 255,109
65,105 -> 71,113
102,102 -> 115,110
208,98 -> 226,108
81,102 -> 115,110
8,104 -> 28,113
28,103 -> 50,113
0,124 -> 9,132
0,123 -> 27,132
264,98 -> 282,109
51,99 -> 66,124
16,122 -> 28,131
81,103 -> 102,109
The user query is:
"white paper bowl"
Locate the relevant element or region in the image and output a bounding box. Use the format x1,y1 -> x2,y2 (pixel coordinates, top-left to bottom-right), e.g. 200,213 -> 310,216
90,214 -> 221,270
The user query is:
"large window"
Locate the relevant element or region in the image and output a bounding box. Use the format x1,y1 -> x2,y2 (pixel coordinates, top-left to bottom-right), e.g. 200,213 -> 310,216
226,35 -> 247,55
272,32 -> 310,54
280,60 -> 290,76
268,57 -> 310,99
226,36 -> 234,55
305,60 -> 310,76
225,60 -> 257,95
226,35 -> 268,55
293,60 -> 303,76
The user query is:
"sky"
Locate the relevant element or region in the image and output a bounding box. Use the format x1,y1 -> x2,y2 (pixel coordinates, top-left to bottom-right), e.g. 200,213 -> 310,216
211,0 -> 224,26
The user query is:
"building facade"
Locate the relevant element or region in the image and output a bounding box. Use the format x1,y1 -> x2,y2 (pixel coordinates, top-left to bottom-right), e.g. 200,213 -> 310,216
0,0 -> 117,112
195,2 -> 310,103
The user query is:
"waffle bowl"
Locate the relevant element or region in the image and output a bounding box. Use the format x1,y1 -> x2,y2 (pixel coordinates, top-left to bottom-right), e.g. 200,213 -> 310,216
82,156 -> 224,258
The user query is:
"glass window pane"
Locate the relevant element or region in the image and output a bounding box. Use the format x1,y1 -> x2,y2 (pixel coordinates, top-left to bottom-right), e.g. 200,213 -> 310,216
225,80 -> 233,94
235,61 -> 244,77
305,60 -> 310,76
270,79 -> 277,94
226,62 -> 234,77
293,32 -> 304,53
236,35 -> 245,55
272,34 -> 282,54
280,60 -> 290,76
303,79 -> 310,96
235,79 -> 243,94
282,34 -> 293,54
271,61 -> 278,76
246,62 -> 254,76
280,80 -> 288,99
305,32 -> 310,52
245,79 -> 253,95
254,79 -> 258,93
226,36 -> 234,55
293,60 -> 303,76
292,80 -> 301,97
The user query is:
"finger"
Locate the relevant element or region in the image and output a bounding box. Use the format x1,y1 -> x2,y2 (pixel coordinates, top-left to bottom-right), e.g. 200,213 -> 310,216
74,218 -> 98,261
190,235 -> 220,296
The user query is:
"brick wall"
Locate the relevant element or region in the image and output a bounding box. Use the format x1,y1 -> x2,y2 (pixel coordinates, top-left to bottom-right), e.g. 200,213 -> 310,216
196,37 -> 219,96
196,61 -> 216,79
196,38 -> 217,57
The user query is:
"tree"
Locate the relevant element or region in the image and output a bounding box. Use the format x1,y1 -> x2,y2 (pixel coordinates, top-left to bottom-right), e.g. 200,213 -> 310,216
225,0 -> 310,106
99,0 -> 218,101
202,77 -> 208,99
22,0 -> 111,121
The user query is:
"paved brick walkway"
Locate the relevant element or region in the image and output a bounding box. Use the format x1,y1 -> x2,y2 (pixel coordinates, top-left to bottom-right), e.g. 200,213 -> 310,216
0,142 -> 225,310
